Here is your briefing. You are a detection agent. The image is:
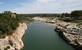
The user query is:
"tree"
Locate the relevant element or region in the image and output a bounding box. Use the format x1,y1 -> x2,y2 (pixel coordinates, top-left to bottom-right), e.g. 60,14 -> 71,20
71,10 -> 82,18
0,11 -> 19,37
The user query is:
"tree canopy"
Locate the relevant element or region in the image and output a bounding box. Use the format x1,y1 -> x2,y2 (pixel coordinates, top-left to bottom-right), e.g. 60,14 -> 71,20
0,11 -> 19,38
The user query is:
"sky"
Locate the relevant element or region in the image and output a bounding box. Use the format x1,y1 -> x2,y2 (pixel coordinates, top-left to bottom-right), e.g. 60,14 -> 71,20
0,0 -> 82,14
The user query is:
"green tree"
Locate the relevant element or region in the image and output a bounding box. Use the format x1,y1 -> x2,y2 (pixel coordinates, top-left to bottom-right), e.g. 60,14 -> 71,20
71,10 -> 82,18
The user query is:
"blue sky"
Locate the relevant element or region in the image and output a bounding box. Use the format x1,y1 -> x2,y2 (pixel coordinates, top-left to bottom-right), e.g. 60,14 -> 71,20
0,0 -> 82,14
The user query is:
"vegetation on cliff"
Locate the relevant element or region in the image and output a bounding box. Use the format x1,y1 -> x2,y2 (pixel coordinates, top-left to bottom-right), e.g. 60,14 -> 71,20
60,10 -> 82,23
0,11 -> 30,38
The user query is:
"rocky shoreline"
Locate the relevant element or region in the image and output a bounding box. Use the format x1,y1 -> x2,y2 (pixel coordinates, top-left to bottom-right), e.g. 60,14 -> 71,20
54,20 -> 82,50
0,22 -> 27,50
55,27 -> 82,50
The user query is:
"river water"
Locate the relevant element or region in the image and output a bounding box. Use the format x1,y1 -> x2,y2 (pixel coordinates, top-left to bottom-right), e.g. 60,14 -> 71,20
23,21 -> 75,50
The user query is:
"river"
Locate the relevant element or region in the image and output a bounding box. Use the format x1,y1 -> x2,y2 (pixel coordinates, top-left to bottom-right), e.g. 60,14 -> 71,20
23,21 -> 75,50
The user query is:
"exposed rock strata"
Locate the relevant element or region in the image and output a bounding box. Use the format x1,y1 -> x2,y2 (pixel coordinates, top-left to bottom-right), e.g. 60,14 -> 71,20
0,23 -> 27,50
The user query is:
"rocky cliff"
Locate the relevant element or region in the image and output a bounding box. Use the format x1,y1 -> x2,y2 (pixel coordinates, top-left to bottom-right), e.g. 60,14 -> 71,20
0,23 -> 27,50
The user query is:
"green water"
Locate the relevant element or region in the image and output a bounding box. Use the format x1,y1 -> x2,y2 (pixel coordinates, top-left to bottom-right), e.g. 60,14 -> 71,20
23,21 -> 75,50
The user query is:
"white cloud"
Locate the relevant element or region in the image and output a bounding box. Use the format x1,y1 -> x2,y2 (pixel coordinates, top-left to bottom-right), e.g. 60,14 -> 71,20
12,0 -> 82,13
36,0 -> 55,3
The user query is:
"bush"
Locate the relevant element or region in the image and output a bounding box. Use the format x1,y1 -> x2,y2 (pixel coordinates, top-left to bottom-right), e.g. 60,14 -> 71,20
0,11 -> 19,37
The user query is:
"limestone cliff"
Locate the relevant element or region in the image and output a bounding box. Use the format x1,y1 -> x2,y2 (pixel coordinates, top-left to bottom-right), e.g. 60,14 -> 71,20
0,23 -> 27,50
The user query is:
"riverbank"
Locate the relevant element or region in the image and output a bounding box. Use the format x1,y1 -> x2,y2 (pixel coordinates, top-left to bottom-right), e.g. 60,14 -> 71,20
50,20 -> 82,50
33,17 -> 82,50
55,27 -> 82,50
0,22 -> 27,50
54,20 -> 82,50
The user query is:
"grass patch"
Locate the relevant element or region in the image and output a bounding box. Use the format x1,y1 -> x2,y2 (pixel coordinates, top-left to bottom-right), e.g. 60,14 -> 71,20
70,20 -> 82,23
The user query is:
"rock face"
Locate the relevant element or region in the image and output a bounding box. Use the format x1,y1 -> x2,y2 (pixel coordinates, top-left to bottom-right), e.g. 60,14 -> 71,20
55,21 -> 82,50
0,23 -> 27,50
